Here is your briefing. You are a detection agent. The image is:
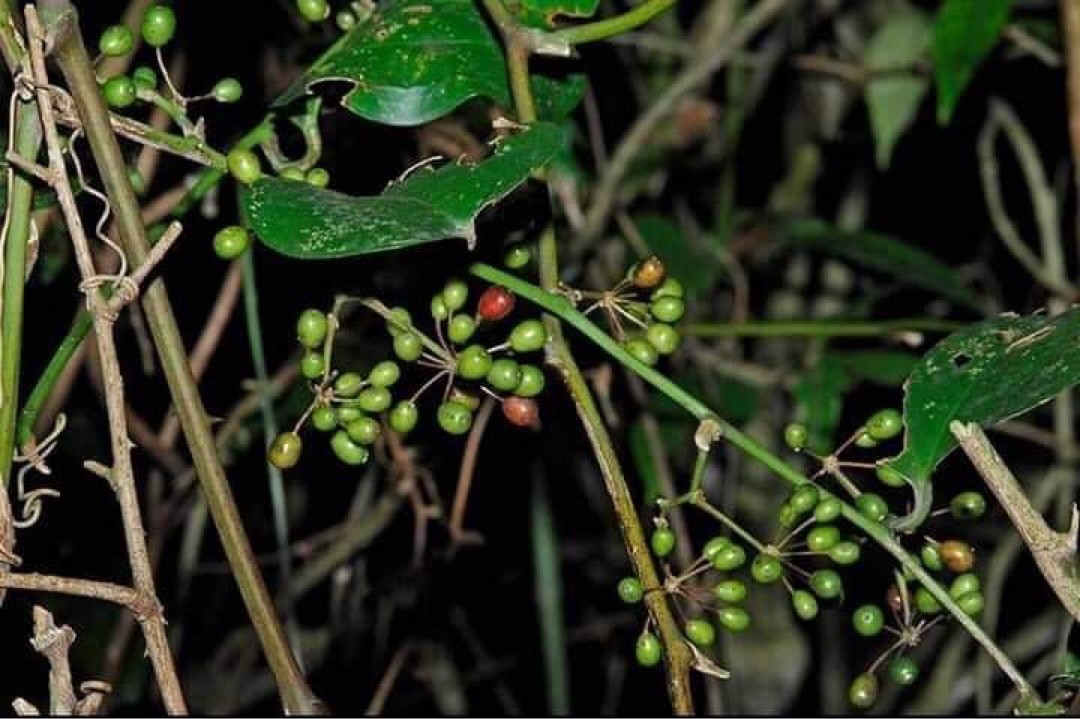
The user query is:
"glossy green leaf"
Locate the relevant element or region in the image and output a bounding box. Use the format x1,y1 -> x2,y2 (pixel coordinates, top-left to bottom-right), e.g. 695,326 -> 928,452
631,212 -> 715,297
780,219 -> 980,310
864,9 -> 931,167
826,350 -> 919,386
275,0 -> 583,125
793,357 -> 850,455
887,308 -> 1080,530
932,0 -> 1011,124
244,123 -> 562,258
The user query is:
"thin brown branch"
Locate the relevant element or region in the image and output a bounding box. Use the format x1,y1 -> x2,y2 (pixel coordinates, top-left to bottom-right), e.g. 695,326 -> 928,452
449,396 -> 496,544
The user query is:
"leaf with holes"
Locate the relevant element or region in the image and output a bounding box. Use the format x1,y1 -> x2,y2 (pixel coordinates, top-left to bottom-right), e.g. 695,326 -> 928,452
864,8 -> 931,168
512,0 -> 599,29
886,308 -> 1080,530
932,0 -> 1012,124
243,123 -> 562,258
274,0 -> 583,126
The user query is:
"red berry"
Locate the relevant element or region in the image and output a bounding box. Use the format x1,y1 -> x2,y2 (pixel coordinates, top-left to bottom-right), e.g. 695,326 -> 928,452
478,285 -> 515,322
502,396 -> 539,427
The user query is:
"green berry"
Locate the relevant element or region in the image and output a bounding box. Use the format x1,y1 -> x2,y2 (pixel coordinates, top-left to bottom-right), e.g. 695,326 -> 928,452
448,315 -> 476,345
132,66 -> 157,90
280,167 -> 306,181
450,389 -> 481,411
854,431 -> 878,449
102,76 -> 137,109
393,333 -> 423,362
876,464 -> 906,487
336,9 -> 358,30
268,432 -> 302,469
430,295 -> 449,321
456,345 -> 493,380
713,579 -> 747,604
650,296 -> 686,323
141,5 -> 177,47
711,543 -> 747,571
651,527 -> 675,557
385,307 -> 413,336
810,569 -> 843,599
368,361 -> 401,388
777,502 -> 799,529
829,541 -> 861,566
334,371 -> 364,398
300,351 -> 325,380
389,401 -> 419,434
509,320 -> 547,353
888,656 -> 919,686
852,604 -> 884,636
784,423 -> 808,451
807,525 -> 841,553
684,619 -> 715,647
949,573 -> 981,599
914,587 -> 941,614
212,78 -> 243,103
792,590 -> 819,620
751,553 -> 783,584
956,591 -> 984,616
635,632 -> 662,667
296,309 -> 328,349
856,492 -> 889,523
645,323 -> 681,355
486,358 -> 522,392
617,577 -> 644,604
814,497 -> 842,523
865,409 -> 903,441
346,416 -> 381,445
99,25 -> 134,57
357,386 -> 392,413
437,401 -> 473,435
849,673 -> 879,709
296,0 -> 330,22
306,168 -> 330,188
227,149 -> 262,185
331,430 -> 369,466
651,278 -> 684,300
790,485 -> 820,514
311,406 -> 337,432
624,337 -> 659,366
515,365 -> 545,397
336,406 -> 362,425
702,536 -> 730,563
213,225 -> 249,260
950,491 -> 987,520
442,280 -> 469,312
920,543 -> 943,571
504,244 -> 531,269
717,606 -> 751,633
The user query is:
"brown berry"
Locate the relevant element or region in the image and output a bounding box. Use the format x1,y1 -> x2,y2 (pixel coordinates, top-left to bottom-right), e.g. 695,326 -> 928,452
886,584 -> 904,614
938,540 -> 975,573
632,255 -> 666,289
502,396 -> 539,427
477,285 -> 515,322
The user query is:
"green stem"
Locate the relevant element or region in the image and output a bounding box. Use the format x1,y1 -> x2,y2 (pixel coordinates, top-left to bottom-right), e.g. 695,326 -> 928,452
531,474 -> 570,714
15,307 -> 91,446
548,0 -> 678,46
683,318 -> 963,338
690,497 -> 768,553
39,3 -> 322,712
468,261 -> 1038,703
0,91 -> 44,487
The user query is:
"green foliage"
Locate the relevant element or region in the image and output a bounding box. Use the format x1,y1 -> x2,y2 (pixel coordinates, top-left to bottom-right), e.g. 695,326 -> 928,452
274,0 -> 583,126
512,0 -> 599,28
793,357 -> 849,454
244,123 -> 562,258
631,213 -> 715,297
864,8 -> 931,168
887,307 -> 1080,529
932,0 -> 1012,124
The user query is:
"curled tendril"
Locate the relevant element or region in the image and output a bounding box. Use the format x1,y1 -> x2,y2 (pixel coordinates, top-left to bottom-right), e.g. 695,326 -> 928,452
12,414 -> 67,528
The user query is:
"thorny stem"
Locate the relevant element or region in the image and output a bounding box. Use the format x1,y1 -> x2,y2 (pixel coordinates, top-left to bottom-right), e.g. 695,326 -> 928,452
481,0 -> 696,710
36,3 -> 323,713
23,6 -> 185,711
469,261 -> 1040,704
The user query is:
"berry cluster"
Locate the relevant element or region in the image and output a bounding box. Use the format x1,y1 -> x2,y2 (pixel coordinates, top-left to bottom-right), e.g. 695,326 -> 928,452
268,281 -> 548,470
576,256 -> 685,365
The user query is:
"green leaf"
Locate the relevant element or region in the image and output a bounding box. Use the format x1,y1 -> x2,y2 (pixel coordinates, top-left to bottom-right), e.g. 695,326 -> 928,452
826,350 -> 919,386
629,420 -> 662,506
274,0 -> 583,125
864,9 -> 931,168
887,308 -> 1080,530
631,213 -> 716,297
932,0 -> 1012,124
780,219 -> 980,310
793,358 -> 850,455
244,123 -> 562,258
513,0 -> 599,29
